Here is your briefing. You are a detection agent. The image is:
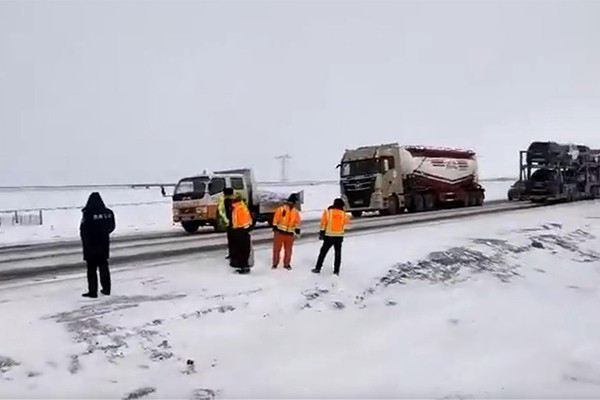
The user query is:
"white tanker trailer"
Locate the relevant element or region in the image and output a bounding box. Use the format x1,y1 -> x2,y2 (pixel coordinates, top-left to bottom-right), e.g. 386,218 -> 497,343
339,143 -> 485,216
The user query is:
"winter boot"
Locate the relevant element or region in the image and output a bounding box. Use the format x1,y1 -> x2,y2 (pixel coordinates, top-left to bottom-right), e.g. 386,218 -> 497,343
82,292 -> 98,298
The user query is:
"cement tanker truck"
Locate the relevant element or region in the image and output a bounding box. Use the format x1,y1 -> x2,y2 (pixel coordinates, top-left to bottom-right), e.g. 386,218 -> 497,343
339,143 -> 485,217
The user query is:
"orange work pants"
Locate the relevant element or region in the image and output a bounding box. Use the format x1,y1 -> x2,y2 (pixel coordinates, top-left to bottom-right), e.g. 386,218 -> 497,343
273,231 -> 295,267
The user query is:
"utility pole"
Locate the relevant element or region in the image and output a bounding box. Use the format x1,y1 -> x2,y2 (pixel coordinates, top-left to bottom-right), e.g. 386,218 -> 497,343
275,154 -> 292,183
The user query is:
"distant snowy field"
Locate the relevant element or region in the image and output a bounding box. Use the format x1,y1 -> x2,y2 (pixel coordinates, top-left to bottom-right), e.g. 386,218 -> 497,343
1,201 -> 600,398
0,180 -> 512,245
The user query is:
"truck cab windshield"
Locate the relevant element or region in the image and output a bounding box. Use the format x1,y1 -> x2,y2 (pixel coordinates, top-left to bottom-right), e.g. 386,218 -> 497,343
531,169 -> 558,182
174,178 -> 207,196
341,159 -> 381,177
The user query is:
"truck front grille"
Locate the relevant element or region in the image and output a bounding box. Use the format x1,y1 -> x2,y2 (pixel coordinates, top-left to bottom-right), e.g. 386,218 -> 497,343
342,177 -> 376,208
346,190 -> 372,207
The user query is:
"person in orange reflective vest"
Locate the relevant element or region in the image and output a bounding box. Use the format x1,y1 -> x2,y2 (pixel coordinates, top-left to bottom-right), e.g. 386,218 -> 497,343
272,193 -> 301,270
312,198 -> 350,275
229,196 -> 253,274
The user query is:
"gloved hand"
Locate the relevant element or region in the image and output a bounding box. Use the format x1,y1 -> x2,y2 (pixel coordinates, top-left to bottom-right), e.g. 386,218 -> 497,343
318,231 -> 325,241
295,228 -> 301,238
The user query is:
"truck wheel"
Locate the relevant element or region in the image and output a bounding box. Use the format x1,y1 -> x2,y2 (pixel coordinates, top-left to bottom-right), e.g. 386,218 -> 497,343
424,194 -> 435,211
414,194 -> 425,212
405,196 -> 414,213
387,196 -> 400,215
182,221 -> 200,233
467,192 -> 476,206
475,192 -> 484,206
351,211 -> 363,218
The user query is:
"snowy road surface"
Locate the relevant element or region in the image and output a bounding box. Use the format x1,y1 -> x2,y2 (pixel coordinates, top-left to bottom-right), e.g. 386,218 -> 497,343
2,201 -> 600,398
1,199 -> 535,280
0,180 -> 512,246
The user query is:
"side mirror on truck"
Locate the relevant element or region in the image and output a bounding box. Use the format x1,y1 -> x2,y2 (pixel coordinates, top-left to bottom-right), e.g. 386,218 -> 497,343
161,185 -> 174,198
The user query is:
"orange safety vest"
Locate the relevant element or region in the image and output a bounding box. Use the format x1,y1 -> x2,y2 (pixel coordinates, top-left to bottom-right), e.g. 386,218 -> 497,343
273,205 -> 301,234
232,202 -> 252,229
320,208 -> 350,237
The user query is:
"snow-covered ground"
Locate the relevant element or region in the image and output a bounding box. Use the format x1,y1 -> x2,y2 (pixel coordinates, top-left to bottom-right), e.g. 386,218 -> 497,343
1,200 -> 599,398
483,179 -> 512,202
0,181 -> 512,246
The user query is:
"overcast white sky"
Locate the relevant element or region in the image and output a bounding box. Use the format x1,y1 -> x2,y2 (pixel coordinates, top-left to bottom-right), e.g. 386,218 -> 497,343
1,0 -> 600,185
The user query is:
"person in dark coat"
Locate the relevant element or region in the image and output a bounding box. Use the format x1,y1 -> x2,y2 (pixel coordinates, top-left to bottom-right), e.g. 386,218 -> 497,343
228,196 -> 253,274
80,192 -> 115,298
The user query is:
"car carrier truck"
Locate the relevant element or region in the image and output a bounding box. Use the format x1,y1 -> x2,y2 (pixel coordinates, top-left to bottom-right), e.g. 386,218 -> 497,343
172,169 -> 303,233
339,143 -> 485,216
519,141 -> 600,202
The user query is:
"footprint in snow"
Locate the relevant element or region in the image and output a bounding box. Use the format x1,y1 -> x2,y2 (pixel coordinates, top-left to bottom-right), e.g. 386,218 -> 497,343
123,387 -> 156,400
191,388 -> 217,400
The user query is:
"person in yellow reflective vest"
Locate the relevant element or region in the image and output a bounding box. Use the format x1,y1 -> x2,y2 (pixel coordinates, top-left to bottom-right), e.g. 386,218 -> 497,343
271,193 -> 301,270
217,188 -> 235,258
312,198 -> 350,275
229,195 -> 253,274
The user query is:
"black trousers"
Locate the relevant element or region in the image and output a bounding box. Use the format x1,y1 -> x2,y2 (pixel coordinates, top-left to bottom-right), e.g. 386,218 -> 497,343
226,227 -> 233,257
230,229 -> 251,269
315,236 -> 343,274
87,259 -> 111,294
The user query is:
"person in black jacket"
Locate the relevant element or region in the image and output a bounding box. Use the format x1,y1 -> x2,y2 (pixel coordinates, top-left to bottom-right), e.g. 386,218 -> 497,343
80,192 -> 115,298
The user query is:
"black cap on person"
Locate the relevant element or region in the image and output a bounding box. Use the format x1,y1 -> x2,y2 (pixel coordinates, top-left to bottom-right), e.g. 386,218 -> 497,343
287,193 -> 299,204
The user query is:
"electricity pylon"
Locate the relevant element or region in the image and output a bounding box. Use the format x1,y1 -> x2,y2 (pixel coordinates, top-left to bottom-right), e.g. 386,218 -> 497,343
275,154 -> 292,183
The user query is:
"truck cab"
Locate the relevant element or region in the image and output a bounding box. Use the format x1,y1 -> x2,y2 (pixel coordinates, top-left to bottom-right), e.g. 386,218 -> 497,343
172,173 -> 248,233
340,144 -> 404,216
